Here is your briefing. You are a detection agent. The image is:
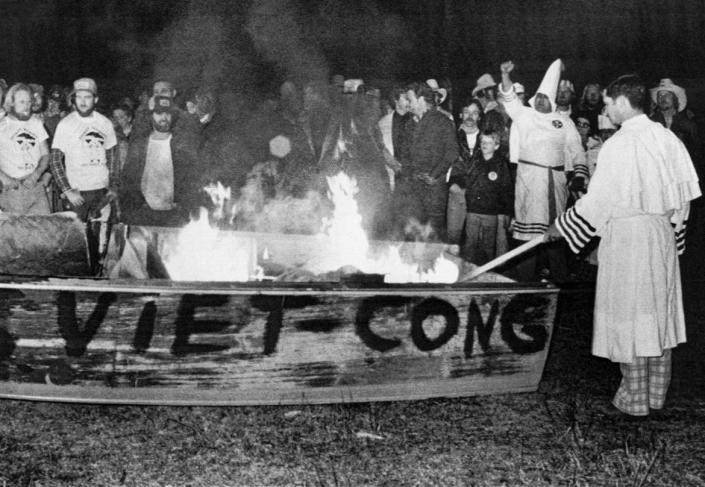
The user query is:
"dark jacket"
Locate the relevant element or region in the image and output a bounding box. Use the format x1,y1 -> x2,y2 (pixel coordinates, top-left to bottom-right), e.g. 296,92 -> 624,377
457,127 -> 479,162
404,109 -> 459,181
119,130 -> 201,215
185,113 -> 258,196
392,111 -> 414,164
575,103 -> 604,135
650,111 -> 701,169
449,152 -> 513,216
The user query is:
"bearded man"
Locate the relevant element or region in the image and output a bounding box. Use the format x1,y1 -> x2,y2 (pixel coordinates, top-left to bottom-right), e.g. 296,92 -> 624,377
0,83 -> 51,214
50,78 -> 118,220
50,78 -> 119,273
120,96 -> 200,227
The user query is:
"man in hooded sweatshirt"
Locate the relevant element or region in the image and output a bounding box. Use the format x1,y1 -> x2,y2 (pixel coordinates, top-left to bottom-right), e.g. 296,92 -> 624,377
498,60 -> 587,282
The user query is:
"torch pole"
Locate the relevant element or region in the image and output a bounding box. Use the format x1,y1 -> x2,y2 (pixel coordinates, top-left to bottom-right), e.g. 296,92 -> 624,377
466,236 -> 545,280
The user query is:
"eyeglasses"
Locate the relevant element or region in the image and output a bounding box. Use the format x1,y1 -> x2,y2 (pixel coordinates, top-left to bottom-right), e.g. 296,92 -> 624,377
576,122 -> 590,128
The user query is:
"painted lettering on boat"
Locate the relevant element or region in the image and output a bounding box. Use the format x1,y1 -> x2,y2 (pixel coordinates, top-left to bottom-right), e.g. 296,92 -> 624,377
34,292 -> 549,359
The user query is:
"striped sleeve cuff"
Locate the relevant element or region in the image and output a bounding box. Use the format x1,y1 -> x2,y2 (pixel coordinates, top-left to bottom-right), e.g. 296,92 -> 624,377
498,84 -> 517,103
673,221 -> 687,255
573,164 -> 590,180
556,206 -> 597,254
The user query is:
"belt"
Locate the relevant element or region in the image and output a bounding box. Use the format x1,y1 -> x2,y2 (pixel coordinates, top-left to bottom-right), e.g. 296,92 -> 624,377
518,159 -> 564,171
518,159 -> 565,222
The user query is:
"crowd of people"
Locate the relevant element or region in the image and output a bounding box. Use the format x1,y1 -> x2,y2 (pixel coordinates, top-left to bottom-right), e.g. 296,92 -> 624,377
0,60 -> 700,277
0,58 -> 700,419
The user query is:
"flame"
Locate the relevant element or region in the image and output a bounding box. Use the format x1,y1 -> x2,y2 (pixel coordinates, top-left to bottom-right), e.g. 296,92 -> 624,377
162,207 -> 257,282
203,181 -> 235,223
309,172 -> 459,283
312,173 -> 371,273
381,246 -> 459,284
162,173 -> 459,284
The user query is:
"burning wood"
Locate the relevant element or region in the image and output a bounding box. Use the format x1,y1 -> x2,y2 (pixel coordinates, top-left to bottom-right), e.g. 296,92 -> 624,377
107,172 -> 474,284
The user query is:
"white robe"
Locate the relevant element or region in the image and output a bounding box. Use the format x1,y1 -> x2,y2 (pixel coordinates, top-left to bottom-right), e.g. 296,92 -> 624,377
556,114 -> 701,363
502,89 -> 586,240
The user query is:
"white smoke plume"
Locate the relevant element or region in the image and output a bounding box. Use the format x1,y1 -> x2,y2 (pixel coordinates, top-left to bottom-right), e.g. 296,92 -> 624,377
225,161 -> 331,235
246,0 -> 329,85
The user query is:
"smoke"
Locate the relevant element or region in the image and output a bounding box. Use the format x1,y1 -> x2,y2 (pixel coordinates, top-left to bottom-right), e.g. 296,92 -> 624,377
311,1 -> 412,81
245,0 -> 413,85
225,161 -> 331,235
110,1 -> 257,98
150,7 -> 231,91
403,218 -> 437,242
246,0 -> 329,86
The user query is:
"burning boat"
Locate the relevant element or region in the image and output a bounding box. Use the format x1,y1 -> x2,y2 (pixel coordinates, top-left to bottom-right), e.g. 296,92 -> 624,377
0,174 -> 557,405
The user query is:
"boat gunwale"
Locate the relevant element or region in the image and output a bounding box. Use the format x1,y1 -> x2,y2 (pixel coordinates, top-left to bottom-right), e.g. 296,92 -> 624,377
0,275 -> 559,296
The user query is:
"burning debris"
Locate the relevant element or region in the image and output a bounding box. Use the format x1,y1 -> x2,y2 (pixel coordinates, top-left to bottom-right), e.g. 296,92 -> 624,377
117,171 -> 466,284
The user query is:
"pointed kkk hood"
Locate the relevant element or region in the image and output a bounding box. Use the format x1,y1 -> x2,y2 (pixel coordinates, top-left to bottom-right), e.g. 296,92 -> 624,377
529,59 -> 563,111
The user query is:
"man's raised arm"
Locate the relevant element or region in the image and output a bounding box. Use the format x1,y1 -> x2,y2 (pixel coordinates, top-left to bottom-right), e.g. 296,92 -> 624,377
498,61 -> 522,121
500,61 -> 514,92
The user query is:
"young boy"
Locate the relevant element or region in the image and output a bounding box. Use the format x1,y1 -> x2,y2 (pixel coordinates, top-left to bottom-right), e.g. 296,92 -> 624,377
448,129 -> 513,264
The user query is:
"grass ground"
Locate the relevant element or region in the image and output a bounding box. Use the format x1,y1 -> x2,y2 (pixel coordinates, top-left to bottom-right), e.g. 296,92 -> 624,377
1,278 -> 704,486
5,210 -> 705,486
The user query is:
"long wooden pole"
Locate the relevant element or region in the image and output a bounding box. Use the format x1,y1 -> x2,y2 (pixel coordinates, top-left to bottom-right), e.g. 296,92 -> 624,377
467,237 -> 545,280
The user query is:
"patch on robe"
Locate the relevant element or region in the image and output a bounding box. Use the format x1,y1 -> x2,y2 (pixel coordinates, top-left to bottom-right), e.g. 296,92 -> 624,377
552,120 -> 563,129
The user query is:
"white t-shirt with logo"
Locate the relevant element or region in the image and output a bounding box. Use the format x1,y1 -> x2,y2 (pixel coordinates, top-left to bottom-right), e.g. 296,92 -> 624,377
0,117 -> 48,179
141,134 -> 175,211
52,111 -> 117,191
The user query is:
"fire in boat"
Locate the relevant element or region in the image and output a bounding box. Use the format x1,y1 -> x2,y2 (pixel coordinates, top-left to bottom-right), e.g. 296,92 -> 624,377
0,171 -> 557,406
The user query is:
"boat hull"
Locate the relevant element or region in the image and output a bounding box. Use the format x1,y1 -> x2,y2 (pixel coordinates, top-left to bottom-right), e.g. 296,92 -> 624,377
0,278 -> 558,405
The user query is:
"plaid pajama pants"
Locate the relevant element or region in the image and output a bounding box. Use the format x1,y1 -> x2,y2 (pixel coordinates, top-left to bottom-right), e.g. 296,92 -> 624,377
612,349 -> 672,416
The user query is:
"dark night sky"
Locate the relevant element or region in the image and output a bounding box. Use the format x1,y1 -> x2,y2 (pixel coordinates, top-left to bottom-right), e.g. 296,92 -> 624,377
2,0 -> 705,108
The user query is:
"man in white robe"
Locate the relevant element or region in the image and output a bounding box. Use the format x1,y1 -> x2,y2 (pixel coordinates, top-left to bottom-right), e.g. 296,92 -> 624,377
499,60 -> 587,282
546,74 -> 701,417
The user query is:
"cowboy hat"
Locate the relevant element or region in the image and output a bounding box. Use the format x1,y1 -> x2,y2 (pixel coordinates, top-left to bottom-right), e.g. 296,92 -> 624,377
471,73 -> 497,96
343,78 -> 364,94
650,78 -> 687,112
426,79 -> 448,104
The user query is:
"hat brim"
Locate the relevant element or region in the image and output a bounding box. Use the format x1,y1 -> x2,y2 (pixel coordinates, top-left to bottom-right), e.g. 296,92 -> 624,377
472,83 -> 496,96
71,88 -> 96,96
152,107 -> 176,115
437,88 -> 448,103
650,85 -> 687,112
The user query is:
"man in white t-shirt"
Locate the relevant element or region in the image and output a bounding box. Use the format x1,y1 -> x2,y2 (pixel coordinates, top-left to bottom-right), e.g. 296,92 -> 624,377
49,78 -> 118,273
0,83 -> 51,214
120,96 -> 200,226
49,77 -> 118,220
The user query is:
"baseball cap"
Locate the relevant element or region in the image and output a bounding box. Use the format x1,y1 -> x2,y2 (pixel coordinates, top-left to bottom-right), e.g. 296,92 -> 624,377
152,96 -> 174,114
153,81 -> 175,97
29,83 -> 44,96
72,78 -> 97,96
